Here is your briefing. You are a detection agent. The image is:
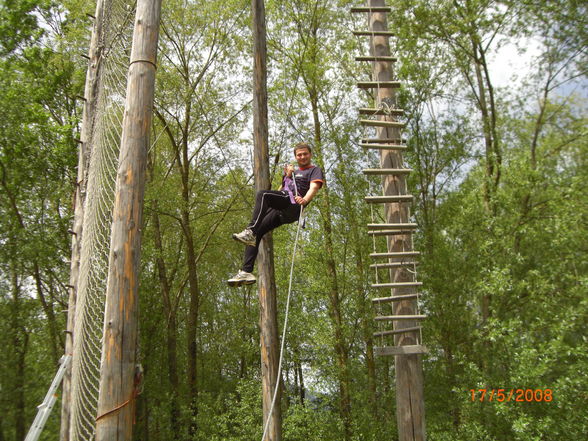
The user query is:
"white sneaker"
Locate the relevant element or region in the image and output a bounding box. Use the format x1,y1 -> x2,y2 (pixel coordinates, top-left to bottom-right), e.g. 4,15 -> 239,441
232,228 -> 256,247
227,270 -> 257,287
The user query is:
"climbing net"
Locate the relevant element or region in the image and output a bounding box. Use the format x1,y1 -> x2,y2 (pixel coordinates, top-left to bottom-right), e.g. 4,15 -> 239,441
68,1 -> 136,440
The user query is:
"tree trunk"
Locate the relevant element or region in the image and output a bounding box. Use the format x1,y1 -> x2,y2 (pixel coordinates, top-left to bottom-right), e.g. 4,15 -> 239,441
0,413 -> 5,441
186,243 -> 200,438
166,314 -> 180,439
333,138 -> 378,416
297,361 -> 305,405
308,90 -> 353,441
10,270 -> 27,441
135,392 -> 149,441
152,206 -> 181,439
15,337 -> 27,441
178,129 -> 201,437
32,262 -> 60,363
252,1 -> 282,439
95,0 -> 162,438
368,1 -> 426,440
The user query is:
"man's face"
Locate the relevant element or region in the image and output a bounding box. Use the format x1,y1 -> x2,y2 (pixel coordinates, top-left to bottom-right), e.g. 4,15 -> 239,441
295,148 -> 311,167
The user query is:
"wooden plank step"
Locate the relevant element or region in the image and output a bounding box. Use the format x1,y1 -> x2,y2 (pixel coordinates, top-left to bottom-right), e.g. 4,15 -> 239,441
372,293 -> 419,303
375,345 -> 428,356
370,262 -> 419,269
363,168 -> 412,175
360,119 -> 406,128
375,314 -> 427,321
372,281 -> 423,288
368,229 -> 415,236
355,56 -> 398,63
350,7 -> 392,13
368,223 -> 417,230
370,251 -> 421,258
373,326 -> 421,337
353,30 -> 395,37
361,137 -> 405,143
365,195 -> 414,203
359,107 -> 404,116
357,81 -> 401,89
360,143 -> 407,151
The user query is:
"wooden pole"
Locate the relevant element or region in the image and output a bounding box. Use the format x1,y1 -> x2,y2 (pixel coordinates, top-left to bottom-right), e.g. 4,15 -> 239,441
60,1 -> 106,439
367,0 -> 426,439
94,0 -> 162,439
252,0 -> 282,440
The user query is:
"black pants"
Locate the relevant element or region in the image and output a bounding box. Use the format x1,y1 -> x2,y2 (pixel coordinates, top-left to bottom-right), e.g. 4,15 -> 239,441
242,190 -> 301,272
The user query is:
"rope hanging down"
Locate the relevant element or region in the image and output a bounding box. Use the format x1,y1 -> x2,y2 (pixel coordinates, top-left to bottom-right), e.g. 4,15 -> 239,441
261,204 -> 304,441
260,167 -> 305,441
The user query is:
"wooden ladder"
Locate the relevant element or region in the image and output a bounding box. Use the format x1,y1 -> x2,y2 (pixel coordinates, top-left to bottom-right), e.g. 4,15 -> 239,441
352,3 -> 427,357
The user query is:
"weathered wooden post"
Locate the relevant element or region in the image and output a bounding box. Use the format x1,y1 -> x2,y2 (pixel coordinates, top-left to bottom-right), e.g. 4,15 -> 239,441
94,0 -> 162,439
252,0 -> 282,440
368,0 -> 426,439
60,1 -> 106,439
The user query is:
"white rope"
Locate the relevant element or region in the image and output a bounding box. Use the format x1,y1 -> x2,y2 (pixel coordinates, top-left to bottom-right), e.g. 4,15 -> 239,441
260,166 -> 304,441
260,204 -> 304,441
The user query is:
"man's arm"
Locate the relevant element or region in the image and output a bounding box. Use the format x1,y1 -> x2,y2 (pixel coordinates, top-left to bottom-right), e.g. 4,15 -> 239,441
295,181 -> 322,205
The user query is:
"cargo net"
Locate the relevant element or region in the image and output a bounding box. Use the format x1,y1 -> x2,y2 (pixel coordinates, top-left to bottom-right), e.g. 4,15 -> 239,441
69,1 -> 136,440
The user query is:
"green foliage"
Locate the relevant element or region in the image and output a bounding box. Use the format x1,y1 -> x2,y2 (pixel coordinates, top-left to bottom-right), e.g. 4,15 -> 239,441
0,0 -> 85,438
1,0 -> 587,440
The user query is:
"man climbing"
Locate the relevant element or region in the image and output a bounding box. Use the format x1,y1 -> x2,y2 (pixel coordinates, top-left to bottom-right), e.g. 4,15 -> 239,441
227,142 -> 324,286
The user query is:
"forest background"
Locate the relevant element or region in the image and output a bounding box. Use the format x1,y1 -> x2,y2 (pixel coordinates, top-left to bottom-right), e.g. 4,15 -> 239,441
0,0 -> 586,440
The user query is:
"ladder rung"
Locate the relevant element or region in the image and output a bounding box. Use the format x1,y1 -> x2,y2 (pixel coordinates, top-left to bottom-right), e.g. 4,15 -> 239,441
361,138 -> 406,143
375,314 -> 427,321
363,168 -> 412,175
360,143 -> 407,151
375,345 -> 428,356
360,119 -> 406,128
355,56 -> 398,63
353,30 -> 395,37
372,282 -> 423,288
357,81 -> 401,89
370,251 -> 421,258
365,195 -> 414,203
368,223 -> 417,230
350,7 -> 392,13
370,262 -> 419,269
372,293 -> 419,303
368,229 -> 415,236
373,326 -> 422,337
359,107 -> 404,116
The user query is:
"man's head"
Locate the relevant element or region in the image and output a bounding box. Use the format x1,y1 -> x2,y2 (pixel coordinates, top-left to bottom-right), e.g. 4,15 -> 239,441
293,142 -> 312,168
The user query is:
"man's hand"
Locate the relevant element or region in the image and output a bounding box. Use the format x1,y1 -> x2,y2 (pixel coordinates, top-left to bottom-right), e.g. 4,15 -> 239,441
294,195 -> 307,205
284,164 -> 294,177
296,182 -> 321,205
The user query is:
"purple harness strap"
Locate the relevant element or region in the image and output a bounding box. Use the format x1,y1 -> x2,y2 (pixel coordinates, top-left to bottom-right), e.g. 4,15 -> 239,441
283,175 -> 297,204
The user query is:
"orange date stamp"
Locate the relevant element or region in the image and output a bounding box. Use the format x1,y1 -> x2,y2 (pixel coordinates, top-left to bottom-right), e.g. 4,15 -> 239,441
469,388 -> 553,402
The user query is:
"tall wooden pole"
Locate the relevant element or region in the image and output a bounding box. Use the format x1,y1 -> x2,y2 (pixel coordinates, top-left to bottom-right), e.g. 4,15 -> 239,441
94,0 -> 162,439
60,1 -> 106,439
368,0 -> 426,439
252,0 -> 282,440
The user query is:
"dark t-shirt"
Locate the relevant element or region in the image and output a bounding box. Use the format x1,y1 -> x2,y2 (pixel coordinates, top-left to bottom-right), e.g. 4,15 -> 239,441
293,165 -> 324,198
